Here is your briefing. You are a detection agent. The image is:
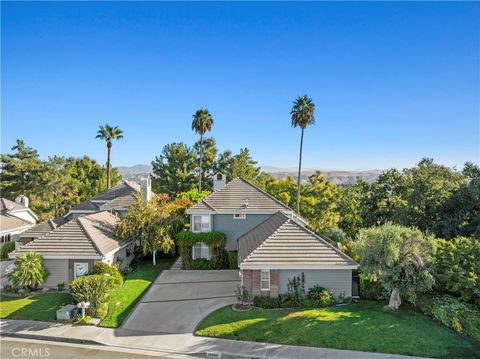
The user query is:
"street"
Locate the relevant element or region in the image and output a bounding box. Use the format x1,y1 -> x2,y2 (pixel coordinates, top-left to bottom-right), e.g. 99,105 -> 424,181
0,337 -> 194,359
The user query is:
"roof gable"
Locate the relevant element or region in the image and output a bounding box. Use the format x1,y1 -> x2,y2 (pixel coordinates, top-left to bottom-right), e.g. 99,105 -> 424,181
189,177 -> 290,213
239,212 -> 357,268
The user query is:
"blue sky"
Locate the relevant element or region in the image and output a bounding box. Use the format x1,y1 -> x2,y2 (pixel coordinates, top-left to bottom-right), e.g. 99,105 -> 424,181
2,1 -> 479,170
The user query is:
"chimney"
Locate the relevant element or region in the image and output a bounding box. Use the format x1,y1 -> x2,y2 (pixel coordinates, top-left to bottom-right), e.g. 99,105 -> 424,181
15,195 -> 29,208
140,176 -> 152,202
213,173 -> 226,192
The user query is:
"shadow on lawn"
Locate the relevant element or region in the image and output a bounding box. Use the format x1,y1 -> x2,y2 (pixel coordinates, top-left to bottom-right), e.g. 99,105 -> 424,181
1,293 -> 72,322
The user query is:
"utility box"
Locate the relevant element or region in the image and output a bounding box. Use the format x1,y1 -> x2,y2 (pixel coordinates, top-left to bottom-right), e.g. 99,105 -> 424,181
56,304 -> 78,321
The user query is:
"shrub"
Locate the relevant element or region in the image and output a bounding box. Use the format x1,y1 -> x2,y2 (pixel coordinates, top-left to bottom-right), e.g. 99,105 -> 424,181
69,274 -> 114,318
209,249 -> 227,269
93,262 -> 123,288
190,259 -> 212,270
286,273 -> 306,304
9,252 -> 48,290
307,285 -> 336,307
235,284 -> 250,303
81,315 -> 92,325
57,283 -> 65,291
1,242 -> 15,259
176,231 -> 226,247
253,296 -> 279,309
415,294 -> 480,342
228,251 -> 238,269
434,237 -> 480,304
359,274 -> 386,300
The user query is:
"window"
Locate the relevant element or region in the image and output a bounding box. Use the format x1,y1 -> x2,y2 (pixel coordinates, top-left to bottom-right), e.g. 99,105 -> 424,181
1,234 -> 11,243
261,270 -> 270,290
192,242 -> 210,260
192,215 -> 211,232
74,263 -> 89,279
233,213 -> 246,220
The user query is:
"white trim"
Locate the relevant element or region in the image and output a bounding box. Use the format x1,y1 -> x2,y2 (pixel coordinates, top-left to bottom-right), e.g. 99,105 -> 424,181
9,253 -> 103,260
63,210 -> 96,218
260,269 -> 270,291
191,214 -> 211,233
103,240 -> 135,258
74,262 -> 89,279
240,263 -> 358,270
90,200 -> 110,204
192,242 -> 210,260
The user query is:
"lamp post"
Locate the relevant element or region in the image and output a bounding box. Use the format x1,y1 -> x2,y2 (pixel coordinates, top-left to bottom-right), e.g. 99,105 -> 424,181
77,301 -> 90,319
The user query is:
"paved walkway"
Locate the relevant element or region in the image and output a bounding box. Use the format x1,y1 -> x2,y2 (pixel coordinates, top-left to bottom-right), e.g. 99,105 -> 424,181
122,270 -> 239,333
0,319 -> 426,359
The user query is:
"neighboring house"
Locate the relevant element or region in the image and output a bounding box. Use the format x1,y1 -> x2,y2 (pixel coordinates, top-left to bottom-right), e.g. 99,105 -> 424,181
64,177 -> 151,220
186,174 -> 358,298
9,211 -> 134,287
0,197 -> 38,246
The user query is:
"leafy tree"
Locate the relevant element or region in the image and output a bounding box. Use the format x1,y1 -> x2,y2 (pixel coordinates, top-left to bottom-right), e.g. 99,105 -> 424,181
95,124 -> 124,189
115,194 -> 191,265
290,95 -> 315,214
176,188 -> 211,203
229,148 -> 260,180
151,142 -> 197,195
9,252 -> 49,290
1,139 -> 45,200
354,224 -> 435,310
434,237 -> 480,304
336,180 -> 369,238
435,162 -> 480,239
192,108 -> 214,192
213,150 -> 233,178
193,137 -> 218,191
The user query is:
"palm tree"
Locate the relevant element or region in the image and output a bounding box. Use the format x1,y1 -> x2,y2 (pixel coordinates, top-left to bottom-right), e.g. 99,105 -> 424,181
290,95 -> 315,214
191,108 -> 214,191
96,124 -> 124,189
9,252 -> 48,290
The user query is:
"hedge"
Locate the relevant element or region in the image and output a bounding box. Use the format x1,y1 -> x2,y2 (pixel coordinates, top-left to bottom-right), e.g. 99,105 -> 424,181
1,242 -> 15,259
415,294 -> 480,343
176,231 -> 226,247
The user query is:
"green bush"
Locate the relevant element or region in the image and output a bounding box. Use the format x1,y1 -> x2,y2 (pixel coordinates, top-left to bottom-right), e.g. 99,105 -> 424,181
93,262 -> 123,288
228,251 -> 238,269
415,294 -> 480,342
1,242 -> 15,259
190,259 -> 212,270
434,237 -> 480,304
176,231 -> 226,247
81,315 -> 92,325
69,274 -> 114,318
307,285 -> 336,307
359,274 -> 385,300
57,282 -> 65,291
253,296 -> 280,309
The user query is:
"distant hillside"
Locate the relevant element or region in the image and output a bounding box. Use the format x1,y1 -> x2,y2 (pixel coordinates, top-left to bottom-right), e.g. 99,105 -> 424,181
117,164 -> 382,185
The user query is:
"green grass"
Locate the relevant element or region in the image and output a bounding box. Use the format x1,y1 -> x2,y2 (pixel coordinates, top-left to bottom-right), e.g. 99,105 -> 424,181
99,257 -> 175,328
196,301 -> 480,359
0,292 -> 72,321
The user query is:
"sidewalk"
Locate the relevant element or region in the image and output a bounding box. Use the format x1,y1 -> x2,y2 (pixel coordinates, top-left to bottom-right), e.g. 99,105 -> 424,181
0,319 -> 425,359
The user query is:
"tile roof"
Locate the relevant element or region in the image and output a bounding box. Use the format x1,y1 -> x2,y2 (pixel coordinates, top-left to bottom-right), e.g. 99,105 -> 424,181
0,214 -> 33,233
68,181 -> 139,213
20,217 -> 68,238
189,177 -> 290,213
238,212 -> 357,267
12,212 -> 131,258
1,198 -> 28,212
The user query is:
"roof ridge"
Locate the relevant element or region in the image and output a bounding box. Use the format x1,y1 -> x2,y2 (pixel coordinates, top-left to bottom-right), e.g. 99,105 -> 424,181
237,177 -> 292,211
76,216 -> 104,256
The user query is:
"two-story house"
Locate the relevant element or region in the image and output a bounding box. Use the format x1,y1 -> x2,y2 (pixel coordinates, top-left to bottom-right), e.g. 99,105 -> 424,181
186,174 -> 358,299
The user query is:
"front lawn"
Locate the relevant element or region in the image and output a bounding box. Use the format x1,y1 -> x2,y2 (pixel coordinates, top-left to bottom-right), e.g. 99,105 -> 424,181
196,301 -> 480,359
100,257 -> 175,328
0,292 -> 72,321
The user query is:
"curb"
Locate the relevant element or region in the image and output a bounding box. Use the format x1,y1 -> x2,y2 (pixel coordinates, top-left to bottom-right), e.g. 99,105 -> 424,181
1,332 -> 105,346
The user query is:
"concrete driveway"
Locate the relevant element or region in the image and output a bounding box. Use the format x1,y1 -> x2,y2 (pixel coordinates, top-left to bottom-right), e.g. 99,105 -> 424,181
122,270 -> 239,334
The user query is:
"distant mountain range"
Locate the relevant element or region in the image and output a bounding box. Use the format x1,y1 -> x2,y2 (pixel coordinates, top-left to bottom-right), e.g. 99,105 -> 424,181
117,164 -> 383,185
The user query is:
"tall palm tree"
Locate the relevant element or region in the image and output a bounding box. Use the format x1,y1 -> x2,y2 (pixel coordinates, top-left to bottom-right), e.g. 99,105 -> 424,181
290,95 -> 315,214
192,108 -> 213,191
96,124 -> 124,189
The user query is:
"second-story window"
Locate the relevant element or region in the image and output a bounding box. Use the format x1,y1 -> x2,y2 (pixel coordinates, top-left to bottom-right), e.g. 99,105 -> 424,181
233,213 -> 246,220
192,215 -> 211,232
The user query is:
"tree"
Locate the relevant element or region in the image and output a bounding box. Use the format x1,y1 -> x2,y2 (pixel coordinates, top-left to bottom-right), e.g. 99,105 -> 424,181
193,137 -> 218,191
9,252 -> 49,290
115,194 -> 191,265
336,180 -> 369,238
95,124 -> 124,189
229,148 -> 260,180
213,150 -> 234,178
290,95 -> 315,214
354,224 -> 435,310
192,108 -> 214,192
1,139 -> 45,200
151,142 -> 197,195
434,236 -> 480,304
